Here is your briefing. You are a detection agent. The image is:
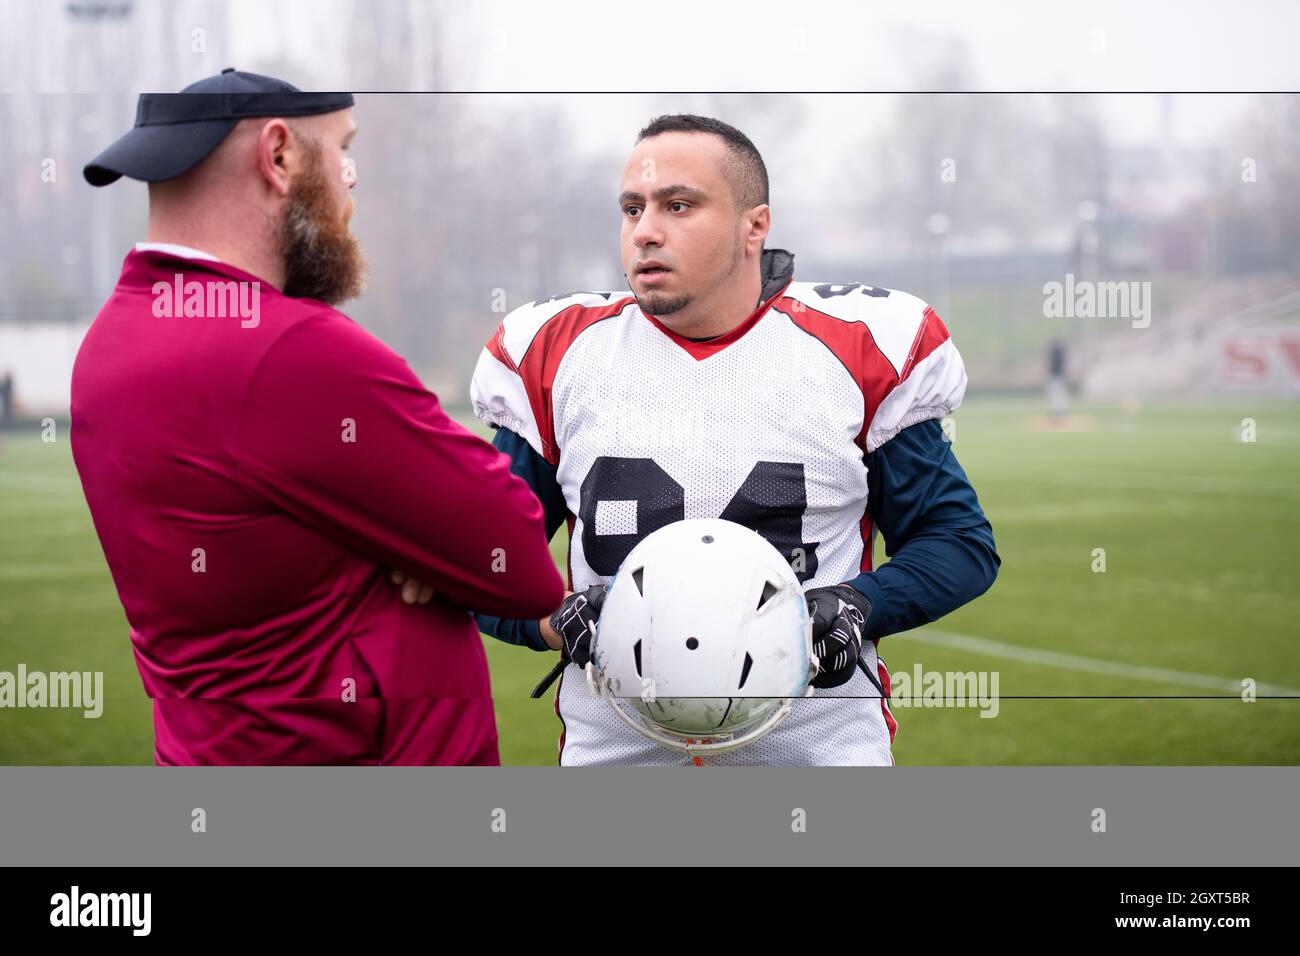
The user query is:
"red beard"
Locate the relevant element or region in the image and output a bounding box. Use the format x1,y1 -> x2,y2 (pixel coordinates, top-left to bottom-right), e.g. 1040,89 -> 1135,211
279,145 -> 367,305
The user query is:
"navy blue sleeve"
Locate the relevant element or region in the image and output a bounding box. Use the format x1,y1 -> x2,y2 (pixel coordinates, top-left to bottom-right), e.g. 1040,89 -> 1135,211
844,417 -> 1000,641
473,426 -> 568,652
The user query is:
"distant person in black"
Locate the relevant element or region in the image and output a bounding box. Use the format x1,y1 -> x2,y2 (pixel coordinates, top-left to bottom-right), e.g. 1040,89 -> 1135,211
1046,339 -> 1068,422
0,372 -> 13,430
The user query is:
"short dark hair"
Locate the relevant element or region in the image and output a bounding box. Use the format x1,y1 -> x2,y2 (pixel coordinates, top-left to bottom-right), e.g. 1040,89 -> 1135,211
636,114 -> 769,211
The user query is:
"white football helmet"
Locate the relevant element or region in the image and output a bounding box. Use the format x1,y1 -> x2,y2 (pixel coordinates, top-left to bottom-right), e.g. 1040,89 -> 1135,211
587,518 -> 816,756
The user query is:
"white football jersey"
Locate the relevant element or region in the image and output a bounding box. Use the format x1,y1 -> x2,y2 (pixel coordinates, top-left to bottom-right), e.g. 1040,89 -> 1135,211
470,271 -> 967,766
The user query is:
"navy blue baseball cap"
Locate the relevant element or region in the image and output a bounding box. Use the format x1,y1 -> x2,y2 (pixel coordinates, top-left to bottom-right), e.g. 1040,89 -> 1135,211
84,68 -> 354,187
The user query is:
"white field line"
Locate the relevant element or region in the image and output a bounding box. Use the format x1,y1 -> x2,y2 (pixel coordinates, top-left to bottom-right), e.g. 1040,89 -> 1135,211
898,628 -> 1300,697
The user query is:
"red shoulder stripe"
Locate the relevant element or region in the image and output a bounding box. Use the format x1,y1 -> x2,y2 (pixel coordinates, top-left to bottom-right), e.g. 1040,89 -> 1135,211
899,306 -> 951,382
485,323 -> 519,374
516,298 -> 632,464
780,298 -> 900,451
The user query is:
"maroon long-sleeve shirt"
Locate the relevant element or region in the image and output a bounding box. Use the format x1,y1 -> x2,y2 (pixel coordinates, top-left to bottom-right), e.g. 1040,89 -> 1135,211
70,247 -> 563,764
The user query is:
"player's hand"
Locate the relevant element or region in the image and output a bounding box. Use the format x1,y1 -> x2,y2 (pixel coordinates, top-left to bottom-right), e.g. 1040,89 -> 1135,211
388,568 -> 434,605
805,585 -> 872,689
548,585 -> 607,668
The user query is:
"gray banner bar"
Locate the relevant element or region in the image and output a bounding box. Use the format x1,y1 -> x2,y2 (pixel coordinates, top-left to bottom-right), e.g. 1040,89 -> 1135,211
0,767 -> 1294,866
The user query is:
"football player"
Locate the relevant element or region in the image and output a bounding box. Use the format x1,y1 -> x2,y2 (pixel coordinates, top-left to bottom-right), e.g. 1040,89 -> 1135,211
470,114 -> 1000,765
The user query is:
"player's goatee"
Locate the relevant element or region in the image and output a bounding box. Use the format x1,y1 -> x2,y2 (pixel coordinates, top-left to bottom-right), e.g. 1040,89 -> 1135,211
638,292 -> 692,316
279,147 -> 366,305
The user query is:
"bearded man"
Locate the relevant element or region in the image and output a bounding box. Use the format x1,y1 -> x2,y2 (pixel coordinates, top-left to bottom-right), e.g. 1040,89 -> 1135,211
72,70 -> 562,765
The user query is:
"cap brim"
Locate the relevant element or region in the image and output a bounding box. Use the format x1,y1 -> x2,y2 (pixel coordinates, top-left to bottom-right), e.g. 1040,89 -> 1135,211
83,118 -> 239,187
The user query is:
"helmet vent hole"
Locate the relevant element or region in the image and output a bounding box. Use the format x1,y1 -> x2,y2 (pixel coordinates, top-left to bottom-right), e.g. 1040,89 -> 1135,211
685,637 -> 699,650
631,566 -> 645,596
738,652 -> 754,689
633,639 -> 643,677
757,580 -> 780,610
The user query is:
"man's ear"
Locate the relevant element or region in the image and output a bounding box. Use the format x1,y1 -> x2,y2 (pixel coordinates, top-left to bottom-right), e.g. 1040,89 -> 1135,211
745,204 -> 771,257
255,118 -> 294,198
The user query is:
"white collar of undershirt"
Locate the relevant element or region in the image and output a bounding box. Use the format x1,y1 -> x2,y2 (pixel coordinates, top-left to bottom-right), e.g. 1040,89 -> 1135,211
134,242 -> 221,263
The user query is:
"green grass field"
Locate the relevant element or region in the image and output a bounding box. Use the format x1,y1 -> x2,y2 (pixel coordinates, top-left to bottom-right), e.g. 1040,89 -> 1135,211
2,398 -> 1298,765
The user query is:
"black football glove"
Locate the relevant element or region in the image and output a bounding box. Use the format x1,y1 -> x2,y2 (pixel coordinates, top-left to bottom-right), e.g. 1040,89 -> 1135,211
549,584 -> 607,669
805,585 -> 872,689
